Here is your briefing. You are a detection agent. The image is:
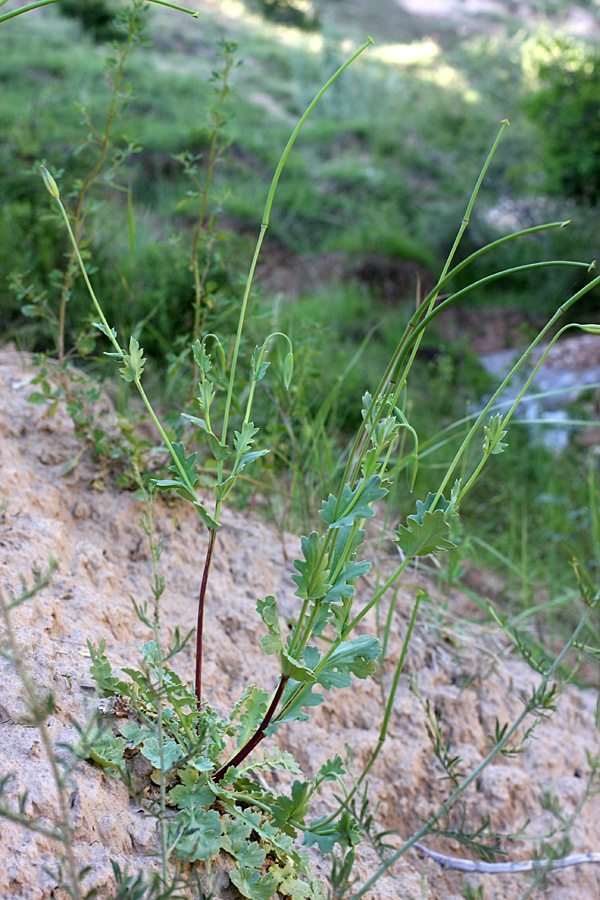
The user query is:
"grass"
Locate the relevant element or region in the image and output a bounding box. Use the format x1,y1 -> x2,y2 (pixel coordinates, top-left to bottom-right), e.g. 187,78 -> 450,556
3,0 -> 592,349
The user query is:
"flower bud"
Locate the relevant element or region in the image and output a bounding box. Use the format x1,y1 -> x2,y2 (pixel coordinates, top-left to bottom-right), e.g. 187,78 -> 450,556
41,165 -> 59,199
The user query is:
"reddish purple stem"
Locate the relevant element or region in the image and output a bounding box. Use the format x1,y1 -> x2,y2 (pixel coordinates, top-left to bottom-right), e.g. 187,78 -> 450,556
195,528 -> 217,711
212,675 -> 289,782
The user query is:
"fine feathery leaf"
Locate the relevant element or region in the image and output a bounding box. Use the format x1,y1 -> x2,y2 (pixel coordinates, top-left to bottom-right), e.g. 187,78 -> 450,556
234,687 -> 269,749
257,595 -> 283,655
483,413 -> 509,455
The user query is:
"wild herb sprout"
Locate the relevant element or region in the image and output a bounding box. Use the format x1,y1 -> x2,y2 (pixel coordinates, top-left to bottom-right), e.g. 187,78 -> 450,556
41,101 -> 600,896
3,1 -> 600,897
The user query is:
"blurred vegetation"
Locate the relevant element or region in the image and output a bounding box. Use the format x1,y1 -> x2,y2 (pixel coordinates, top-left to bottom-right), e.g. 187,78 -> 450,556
58,0 -> 124,42
1,0 -> 600,646
254,0 -> 320,30
523,36 -> 600,203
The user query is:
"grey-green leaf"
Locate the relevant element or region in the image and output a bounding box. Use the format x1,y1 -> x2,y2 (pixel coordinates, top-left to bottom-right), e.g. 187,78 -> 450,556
315,635 -> 381,689
483,413 -> 508,455
118,336 -> 145,383
394,508 -> 456,557
283,351 -> 294,390
320,476 -> 387,528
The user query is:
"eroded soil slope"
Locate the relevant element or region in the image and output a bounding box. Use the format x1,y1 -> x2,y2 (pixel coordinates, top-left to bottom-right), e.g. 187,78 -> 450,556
1,346 -> 599,900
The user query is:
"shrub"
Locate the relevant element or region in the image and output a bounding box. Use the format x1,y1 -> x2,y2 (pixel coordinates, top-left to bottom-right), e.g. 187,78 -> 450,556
523,37 -> 600,203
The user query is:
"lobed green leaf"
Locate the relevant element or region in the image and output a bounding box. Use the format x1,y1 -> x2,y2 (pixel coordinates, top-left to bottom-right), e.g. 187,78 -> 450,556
118,337 -> 146,383
292,532 -> 331,601
270,779 -> 311,834
312,635 -> 381,689
395,508 -> 456,557
229,867 -> 278,900
320,475 -> 387,528
483,413 -> 509,455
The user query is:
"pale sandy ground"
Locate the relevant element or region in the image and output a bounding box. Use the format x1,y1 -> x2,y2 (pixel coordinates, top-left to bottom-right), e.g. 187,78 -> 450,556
1,344 -> 600,899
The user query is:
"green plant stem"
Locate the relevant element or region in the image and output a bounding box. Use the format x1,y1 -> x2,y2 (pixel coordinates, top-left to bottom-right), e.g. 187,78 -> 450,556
458,324 -> 577,499
224,792 -> 305,832
51,170 -> 223,727
55,186 -> 194,499
0,0 -> 61,22
432,276 -> 600,509
57,5 -> 140,364
444,121 -> 510,278
358,261 -> 598,521
385,260 -> 590,420
348,607 -> 594,899
218,37 -> 374,479
212,675 -> 289,781
386,121 -> 511,426
0,587 -> 83,900
133,463 -> 169,889
0,0 -> 200,23
318,590 -> 422,831
146,0 -> 200,16
279,546 -> 415,725
190,47 -> 235,388
263,263 -> 600,723
339,121 -> 510,493
51,187 -> 220,529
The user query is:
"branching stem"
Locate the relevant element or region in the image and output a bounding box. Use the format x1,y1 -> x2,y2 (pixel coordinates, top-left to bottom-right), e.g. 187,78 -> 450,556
212,675 -> 289,781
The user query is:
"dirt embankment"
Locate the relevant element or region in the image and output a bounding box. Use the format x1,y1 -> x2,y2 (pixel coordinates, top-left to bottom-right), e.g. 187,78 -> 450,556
1,346 -> 599,900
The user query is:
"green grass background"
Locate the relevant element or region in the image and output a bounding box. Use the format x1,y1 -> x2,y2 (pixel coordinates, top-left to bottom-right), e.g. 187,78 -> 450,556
2,0 -> 600,658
